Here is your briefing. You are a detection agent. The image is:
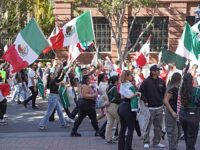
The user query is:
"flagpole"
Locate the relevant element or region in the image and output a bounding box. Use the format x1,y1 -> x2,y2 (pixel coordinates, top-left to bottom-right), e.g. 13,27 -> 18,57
90,10 -> 96,43
89,9 -> 98,59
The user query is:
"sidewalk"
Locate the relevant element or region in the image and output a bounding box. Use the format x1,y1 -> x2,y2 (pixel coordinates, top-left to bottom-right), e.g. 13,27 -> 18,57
0,97 -> 199,150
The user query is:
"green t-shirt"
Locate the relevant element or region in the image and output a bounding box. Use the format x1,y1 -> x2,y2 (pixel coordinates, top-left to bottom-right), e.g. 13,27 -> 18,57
0,70 -> 6,83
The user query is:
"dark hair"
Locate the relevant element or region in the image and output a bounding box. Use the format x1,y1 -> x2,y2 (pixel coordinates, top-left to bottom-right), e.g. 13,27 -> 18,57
81,75 -> 89,84
168,72 -> 181,87
180,73 -> 193,108
98,73 -> 105,85
115,60 -> 120,65
108,75 -> 119,85
46,73 -> 51,89
0,76 -> 2,82
120,70 -> 131,83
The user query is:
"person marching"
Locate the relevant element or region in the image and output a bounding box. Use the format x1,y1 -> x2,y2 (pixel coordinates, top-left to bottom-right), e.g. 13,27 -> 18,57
39,68 -> 67,130
118,70 -> 141,150
179,73 -> 200,150
163,72 -> 182,150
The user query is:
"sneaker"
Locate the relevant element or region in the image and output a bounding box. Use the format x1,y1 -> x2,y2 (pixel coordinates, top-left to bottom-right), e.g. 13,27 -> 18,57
23,101 -> 27,108
17,101 -> 22,104
32,106 -> 39,109
66,117 -> 75,123
39,126 -> 47,130
0,119 -> 8,125
105,140 -> 116,144
112,136 -> 118,141
154,143 -> 165,148
144,144 -> 150,149
95,131 -> 100,136
61,124 -> 70,128
70,132 -> 81,137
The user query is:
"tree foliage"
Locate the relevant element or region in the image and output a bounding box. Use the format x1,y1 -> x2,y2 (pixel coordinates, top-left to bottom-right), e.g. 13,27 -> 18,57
69,0 -> 158,64
0,0 -> 55,36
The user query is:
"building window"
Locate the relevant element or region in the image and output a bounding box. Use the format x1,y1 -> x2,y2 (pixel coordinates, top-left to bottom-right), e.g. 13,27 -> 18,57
128,17 -> 169,52
86,17 -> 111,52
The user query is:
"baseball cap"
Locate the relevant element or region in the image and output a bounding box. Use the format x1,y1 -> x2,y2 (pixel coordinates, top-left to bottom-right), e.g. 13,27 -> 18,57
150,65 -> 162,72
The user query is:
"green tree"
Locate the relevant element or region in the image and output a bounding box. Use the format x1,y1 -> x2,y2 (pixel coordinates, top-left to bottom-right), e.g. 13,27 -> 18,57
34,0 -> 55,36
0,0 -> 55,36
0,0 -> 33,35
69,0 -> 158,66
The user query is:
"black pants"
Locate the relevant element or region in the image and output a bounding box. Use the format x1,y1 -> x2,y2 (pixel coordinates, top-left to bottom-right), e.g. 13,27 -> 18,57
118,102 -> 136,150
0,99 -> 7,120
179,109 -> 200,150
135,119 -> 141,137
72,99 -> 99,133
24,86 -> 38,107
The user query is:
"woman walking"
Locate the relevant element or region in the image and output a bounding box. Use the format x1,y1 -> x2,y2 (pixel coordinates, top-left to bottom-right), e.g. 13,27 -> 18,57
71,75 -> 99,136
39,68 -> 67,130
118,70 -> 141,150
105,75 -> 121,144
163,72 -> 181,150
179,73 -> 200,150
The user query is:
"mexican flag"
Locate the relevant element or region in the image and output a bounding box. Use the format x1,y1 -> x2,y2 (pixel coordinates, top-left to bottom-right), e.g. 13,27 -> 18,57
50,11 -> 95,50
176,22 -> 200,62
67,41 -> 94,67
43,25 -> 59,54
58,85 -> 70,108
2,19 -> 49,73
91,46 -> 100,68
160,48 -> 187,70
136,35 -> 151,67
37,77 -> 45,98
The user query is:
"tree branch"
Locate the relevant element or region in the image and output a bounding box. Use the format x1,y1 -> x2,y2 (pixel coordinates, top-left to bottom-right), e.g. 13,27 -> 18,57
123,7 -> 156,60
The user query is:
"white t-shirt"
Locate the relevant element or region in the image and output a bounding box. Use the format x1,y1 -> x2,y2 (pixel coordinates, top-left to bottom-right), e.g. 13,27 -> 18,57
98,82 -> 108,95
28,68 -> 36,87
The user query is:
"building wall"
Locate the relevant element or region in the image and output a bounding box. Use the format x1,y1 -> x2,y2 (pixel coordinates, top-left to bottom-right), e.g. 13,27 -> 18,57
53,0 -> 199,64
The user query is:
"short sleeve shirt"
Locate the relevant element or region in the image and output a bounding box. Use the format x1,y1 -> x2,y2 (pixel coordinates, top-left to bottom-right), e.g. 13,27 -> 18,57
28,68 -> 36,87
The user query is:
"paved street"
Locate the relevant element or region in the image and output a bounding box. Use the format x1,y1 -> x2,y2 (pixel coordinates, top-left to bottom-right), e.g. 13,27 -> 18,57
0,97 -> 200,150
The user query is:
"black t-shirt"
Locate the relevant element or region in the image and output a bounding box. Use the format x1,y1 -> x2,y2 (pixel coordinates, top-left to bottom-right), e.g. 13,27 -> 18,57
168,87 -> 178,112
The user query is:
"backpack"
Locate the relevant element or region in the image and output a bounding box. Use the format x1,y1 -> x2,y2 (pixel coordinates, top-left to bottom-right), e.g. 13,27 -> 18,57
106,85 -> 121,104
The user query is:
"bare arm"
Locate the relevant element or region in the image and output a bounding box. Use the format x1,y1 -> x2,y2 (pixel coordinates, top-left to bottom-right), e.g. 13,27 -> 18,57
81,85 -> 97,100
163,93 -> 176,118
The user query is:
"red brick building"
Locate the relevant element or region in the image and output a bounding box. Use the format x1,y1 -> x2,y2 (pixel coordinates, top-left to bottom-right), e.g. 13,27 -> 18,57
53,0 -> 199,64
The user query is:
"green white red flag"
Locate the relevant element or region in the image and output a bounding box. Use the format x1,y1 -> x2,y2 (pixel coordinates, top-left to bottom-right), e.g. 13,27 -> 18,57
136,35 -> 151,67
50,11 -> 95,50
2,19 -> 49,73
176,22 -> 200,62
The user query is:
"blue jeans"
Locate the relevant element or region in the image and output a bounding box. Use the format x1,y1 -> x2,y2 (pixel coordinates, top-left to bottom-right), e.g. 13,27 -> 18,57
12,83 -> 27,101
39,94 -> 65,127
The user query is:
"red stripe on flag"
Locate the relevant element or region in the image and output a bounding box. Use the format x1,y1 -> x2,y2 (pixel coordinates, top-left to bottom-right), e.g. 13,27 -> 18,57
43,46 -> 52,54
50,30 -> 64,50
0,84 -> 10,96
2,44 -> 28,73
136,53 -> 147,67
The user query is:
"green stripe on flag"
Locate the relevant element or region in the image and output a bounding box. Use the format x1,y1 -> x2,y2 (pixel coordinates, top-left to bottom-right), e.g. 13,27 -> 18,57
37,77 -> 45,98
182,22 -> 200,60
58,85 -> 70,108
160,48 -> 187,70
20,19 -> 49,55
76,11 -> 95,42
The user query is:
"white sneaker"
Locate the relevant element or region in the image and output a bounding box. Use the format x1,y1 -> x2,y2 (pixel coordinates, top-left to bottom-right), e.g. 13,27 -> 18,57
66,117 -> 75,123
39,126 -> 47,130
154,143 -> 165,148
144,144 -> 150,149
